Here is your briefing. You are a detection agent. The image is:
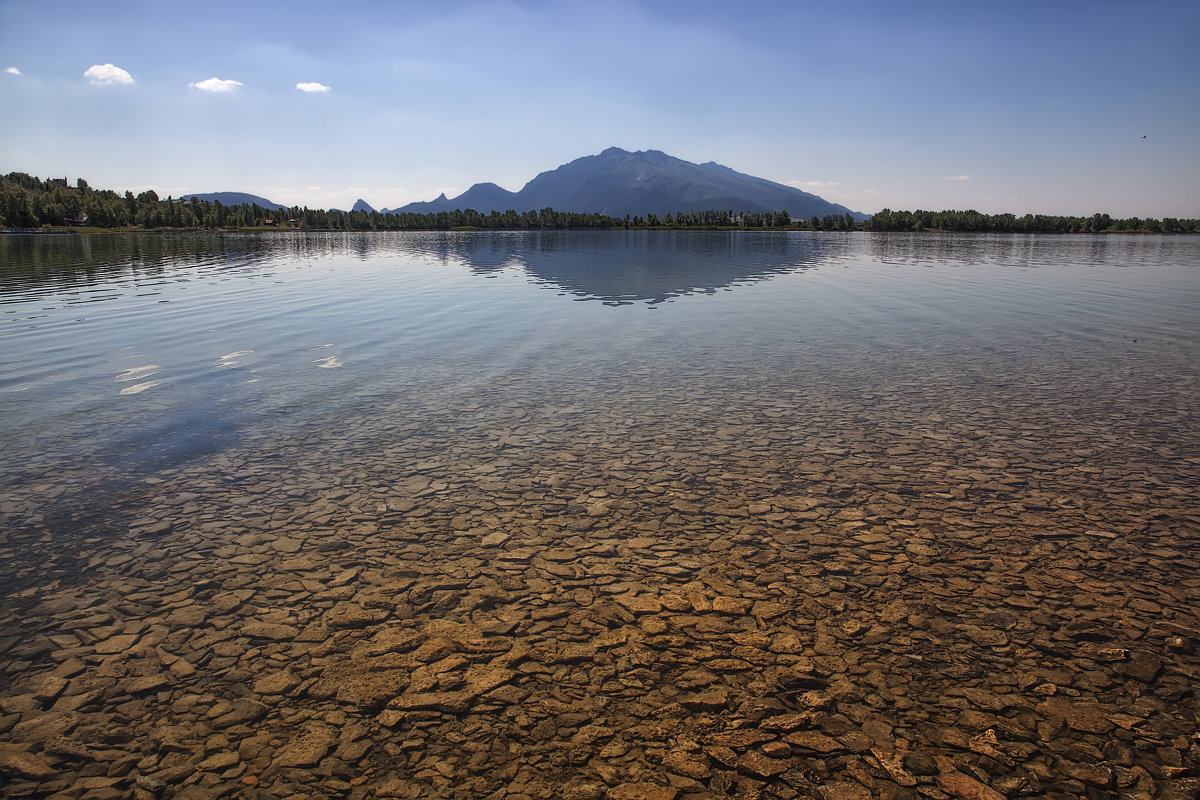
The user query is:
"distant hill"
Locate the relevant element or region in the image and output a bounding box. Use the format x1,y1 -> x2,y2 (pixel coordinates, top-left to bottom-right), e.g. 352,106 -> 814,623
383,183 -> 518,216
389,147 -> 866,220
351,199 -> 376,213
180,192 -> 287,211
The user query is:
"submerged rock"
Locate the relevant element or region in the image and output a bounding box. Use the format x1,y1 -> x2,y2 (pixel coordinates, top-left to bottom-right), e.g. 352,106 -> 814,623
2,331 -> 1197,800
0,743 -> 56,780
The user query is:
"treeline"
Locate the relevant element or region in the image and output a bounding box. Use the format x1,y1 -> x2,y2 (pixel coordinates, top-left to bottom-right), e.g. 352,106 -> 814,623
0,172 -> 790,232
629,209 -> 793,228
0,173 -> 626,230
866,208 -> 1198,234
326,207 -> 624,230
6,172 -> 1195,234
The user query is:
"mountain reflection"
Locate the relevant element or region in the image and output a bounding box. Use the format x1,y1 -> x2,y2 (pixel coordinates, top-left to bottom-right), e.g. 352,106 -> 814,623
0,230 -> 835,307
447,230 -> 831,304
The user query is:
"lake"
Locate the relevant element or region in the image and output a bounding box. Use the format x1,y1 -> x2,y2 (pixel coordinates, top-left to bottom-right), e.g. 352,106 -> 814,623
1,230 -> 1198,798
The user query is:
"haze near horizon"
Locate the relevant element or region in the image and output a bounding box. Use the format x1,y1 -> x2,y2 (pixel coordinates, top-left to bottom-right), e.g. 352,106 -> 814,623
1,0 -> 1197,218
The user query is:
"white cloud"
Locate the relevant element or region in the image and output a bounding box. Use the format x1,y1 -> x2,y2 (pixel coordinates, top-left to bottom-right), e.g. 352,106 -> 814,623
944,174 -> 972,182
189,77 -> 243,93
84,63 -> 134,85
6,67 -> 21,76
296,82 -> 331,93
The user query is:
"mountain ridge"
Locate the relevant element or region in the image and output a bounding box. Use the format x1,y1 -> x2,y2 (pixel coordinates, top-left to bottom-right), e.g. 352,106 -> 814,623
186,148 -> 866,220
383,182 -> 518,216
387,148 -> 865,220
179,192 -> 286,211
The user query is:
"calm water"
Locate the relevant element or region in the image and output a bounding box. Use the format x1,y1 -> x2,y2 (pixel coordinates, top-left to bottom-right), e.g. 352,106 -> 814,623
3,231 -> 1197,496
2,230 -> 1200,798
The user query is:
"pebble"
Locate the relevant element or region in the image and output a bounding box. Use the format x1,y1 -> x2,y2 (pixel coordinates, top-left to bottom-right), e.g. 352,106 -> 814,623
0,341 -> 1197,800
0,743 -> 56,780
273,724 -> 337,768
935,767 -> 1007,800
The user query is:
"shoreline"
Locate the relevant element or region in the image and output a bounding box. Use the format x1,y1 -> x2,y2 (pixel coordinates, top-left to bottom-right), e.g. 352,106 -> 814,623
4,226 -> 1197,236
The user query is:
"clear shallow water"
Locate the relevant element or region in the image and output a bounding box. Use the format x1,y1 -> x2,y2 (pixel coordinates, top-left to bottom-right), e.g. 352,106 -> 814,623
1,231 -> 1199,798
1,231 -> 829,481
3,230 -> 1196,497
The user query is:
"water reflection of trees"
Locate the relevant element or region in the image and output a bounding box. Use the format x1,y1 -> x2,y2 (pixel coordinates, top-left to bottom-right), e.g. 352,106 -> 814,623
1,230 -> 838,306
863,231 -> 1187,271
0,232 -> 280,298
263,229 -> 837,304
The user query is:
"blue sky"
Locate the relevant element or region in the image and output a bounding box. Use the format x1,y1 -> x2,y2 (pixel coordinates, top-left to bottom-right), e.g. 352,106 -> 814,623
2,0 -> 1198,217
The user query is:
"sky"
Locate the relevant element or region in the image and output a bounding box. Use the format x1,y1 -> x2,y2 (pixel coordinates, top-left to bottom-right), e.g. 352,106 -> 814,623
2,0 -> 1198,217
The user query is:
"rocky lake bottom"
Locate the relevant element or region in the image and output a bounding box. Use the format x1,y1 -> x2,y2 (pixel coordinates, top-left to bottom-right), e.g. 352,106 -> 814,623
0,231 -> 1197,799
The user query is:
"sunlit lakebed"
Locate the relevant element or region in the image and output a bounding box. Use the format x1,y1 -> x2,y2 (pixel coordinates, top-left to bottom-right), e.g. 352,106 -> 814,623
1,230 -> 1198,798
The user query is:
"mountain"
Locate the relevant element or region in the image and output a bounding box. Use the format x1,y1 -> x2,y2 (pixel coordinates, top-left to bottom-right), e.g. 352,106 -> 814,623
351,198 -> 376,213
390,148 -> 866,220
383,182 -> 517,215
179,192 -> 286,211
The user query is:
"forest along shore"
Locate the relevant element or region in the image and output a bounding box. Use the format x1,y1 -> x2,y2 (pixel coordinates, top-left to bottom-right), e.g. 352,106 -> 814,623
4,172 -> 1199,232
